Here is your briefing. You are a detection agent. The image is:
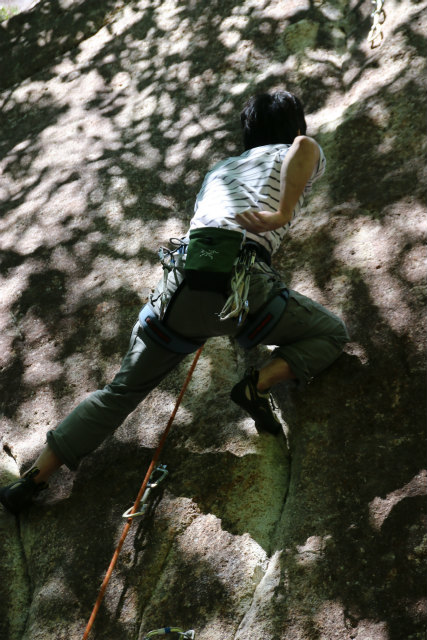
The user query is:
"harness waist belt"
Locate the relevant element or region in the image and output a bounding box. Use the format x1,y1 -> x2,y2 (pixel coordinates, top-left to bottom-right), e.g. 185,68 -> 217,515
180,237 -> 271,266
243,240 -> 271,266
236,289 -> 289,349
139,304 -> 204,354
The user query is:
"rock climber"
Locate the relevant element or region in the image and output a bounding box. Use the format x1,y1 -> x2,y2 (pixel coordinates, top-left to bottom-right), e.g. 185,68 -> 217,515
0,90 -> 349,514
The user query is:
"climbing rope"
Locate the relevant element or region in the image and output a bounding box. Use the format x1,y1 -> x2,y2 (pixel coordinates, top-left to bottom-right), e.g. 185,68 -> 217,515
367,0 -> 386,48
81,346 -> 204,640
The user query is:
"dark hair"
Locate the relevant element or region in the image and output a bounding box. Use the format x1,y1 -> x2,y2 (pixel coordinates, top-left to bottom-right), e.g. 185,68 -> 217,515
240,91 -> 307,150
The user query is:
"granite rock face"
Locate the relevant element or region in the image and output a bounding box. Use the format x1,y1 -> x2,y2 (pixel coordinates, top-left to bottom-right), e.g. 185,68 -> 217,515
0,1 -> 426,639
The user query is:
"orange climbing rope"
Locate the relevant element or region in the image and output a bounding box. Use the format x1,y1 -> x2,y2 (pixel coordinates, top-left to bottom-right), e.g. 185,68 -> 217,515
82,345 -> 204,640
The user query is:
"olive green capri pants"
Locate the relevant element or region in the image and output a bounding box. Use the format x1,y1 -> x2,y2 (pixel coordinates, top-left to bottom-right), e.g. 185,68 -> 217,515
47,262 -> 349,469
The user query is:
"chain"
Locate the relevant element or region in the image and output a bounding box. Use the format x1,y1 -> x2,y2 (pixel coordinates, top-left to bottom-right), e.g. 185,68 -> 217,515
367,0 -> 386,48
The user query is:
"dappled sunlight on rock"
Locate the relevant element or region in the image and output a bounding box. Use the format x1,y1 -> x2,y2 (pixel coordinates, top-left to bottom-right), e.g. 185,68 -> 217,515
22,570 -> 84,639
234,550 -> 281,638
63,256 -> 158,312
139,512 -> 267,640
344,341 -> 369,365
0,0 -> 425,638
0,263 -> 34,311
12,415 -> 58,461
287,263 -> 330,306
314,600 -> 390,640
296,534 -> 331,567
22,344 -> 62,386
332,205 -> 426,336
369,471 -> 427,531
0,446 -> 19,479
400,244 -> 426,284
364,271 -> 415,335
61,351 -> 110,394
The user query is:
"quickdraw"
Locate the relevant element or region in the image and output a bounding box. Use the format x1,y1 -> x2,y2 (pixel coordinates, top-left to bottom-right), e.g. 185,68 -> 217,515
367,0 -> 386,48
143,627 -> 195,639
122,464 -> 168,519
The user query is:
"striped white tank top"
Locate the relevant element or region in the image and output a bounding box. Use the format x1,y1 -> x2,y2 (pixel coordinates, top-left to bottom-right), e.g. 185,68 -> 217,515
189,142 -> 326,256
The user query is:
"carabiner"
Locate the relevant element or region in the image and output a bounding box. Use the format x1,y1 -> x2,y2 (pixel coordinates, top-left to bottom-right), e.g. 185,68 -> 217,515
148,464 -> 169,487
122,464 -> 169,519
143,628 -> 195,639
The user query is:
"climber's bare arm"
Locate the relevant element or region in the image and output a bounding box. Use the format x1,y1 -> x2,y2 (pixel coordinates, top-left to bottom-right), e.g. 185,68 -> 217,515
236,135 -> 320,233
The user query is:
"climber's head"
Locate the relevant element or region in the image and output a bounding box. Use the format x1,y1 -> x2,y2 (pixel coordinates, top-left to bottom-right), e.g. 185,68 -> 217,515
240,90 -> 307,150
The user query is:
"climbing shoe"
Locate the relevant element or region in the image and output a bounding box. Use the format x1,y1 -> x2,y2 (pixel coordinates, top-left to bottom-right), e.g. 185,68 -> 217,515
230,368 -> 282,435
0,468 -> 47,515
